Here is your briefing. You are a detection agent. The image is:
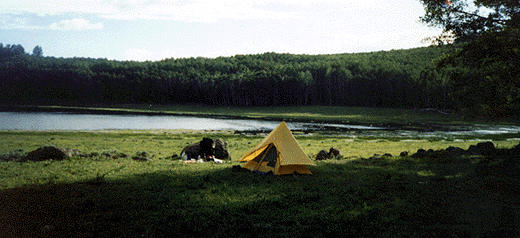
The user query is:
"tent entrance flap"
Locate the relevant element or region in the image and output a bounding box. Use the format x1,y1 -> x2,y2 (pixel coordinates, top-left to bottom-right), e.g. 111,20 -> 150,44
244,143 -> 278,173
253,144 -> 278,168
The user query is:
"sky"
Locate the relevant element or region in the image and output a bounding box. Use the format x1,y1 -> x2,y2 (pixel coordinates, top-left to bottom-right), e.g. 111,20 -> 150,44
0,0 -> 441,61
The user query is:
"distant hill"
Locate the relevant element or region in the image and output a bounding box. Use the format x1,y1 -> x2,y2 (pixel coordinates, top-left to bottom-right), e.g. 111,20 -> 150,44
0,44 -> 451,108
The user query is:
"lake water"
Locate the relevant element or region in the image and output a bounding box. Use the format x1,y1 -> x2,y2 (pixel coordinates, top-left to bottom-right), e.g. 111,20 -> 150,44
1,112 -> 519,138
0,112 -> 381,131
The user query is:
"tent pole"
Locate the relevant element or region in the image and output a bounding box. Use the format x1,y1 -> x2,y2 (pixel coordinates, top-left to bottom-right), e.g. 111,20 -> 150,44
254,144 -> 272,171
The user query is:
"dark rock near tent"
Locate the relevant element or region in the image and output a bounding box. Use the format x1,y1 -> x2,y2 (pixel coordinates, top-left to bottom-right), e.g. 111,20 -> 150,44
181,143 -> 201,160
411,149 -> 426,158
200,137 -> 214,157
214,138 -> 231,160
171,153 -> 179,159
315,150 -> 329,160
427,149 -> 444,158
181,138 -> 231,161
467,142 -> 495,155
476,142 -> 496,155
25,146 -> 68,161
328,147 -> 341,157
467,145 -> 479,155
445,146 -> 465,156
400,151 -> 409,157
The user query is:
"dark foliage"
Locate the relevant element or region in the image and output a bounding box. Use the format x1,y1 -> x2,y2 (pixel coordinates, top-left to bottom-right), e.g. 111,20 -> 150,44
0,44 -> 453,109
420,0 -> 520,117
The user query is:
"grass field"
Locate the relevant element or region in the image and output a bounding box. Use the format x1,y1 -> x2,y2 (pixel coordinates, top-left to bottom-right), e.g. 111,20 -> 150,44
1,130 -> 520,237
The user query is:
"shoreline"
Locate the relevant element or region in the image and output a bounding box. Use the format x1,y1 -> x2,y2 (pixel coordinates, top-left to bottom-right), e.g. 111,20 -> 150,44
0,105 -> 472,130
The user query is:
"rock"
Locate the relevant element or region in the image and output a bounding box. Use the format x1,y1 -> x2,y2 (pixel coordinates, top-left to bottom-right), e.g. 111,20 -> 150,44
214,138 -> 231,160
328,147 -> 341,157
383,153 -> 393,158
476,142 -> 496,156
113,152 -> 127,159
181,143 -> 201,160
399,151 -> 409,157
445,146 -> 465,156
25,146 -> 68,161
132,155 -> 151,161
411,149 -> 426,158
171,153 -> 179,159
132,151 -> 151,161
181,138 -> 231,161
199,137 -> 214,157
466,142 -> 495,156
467,145 -> 480,155
315,150 -> 329,160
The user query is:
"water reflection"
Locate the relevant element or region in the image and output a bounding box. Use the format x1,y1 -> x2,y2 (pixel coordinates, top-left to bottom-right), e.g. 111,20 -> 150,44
0,112 -> 519,138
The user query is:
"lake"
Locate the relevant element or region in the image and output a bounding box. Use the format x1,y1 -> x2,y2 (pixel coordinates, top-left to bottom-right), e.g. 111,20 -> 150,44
0,112 -> 381,131
1,112 -> 519,139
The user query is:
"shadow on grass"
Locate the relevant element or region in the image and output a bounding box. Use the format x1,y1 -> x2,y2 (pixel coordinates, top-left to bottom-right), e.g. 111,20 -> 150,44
1,157 -> 519,237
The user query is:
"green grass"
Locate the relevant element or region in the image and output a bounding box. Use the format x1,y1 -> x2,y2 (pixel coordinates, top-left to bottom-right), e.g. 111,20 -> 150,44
1,130 -> 520,237
25,104 -> 514,125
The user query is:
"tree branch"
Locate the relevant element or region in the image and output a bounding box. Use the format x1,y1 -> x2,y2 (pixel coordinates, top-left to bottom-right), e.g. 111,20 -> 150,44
437,2 -> 508,25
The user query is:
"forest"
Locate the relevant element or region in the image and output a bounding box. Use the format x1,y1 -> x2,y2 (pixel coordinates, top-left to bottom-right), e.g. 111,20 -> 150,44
1,1 -> 519,118
0,44 -> 453,109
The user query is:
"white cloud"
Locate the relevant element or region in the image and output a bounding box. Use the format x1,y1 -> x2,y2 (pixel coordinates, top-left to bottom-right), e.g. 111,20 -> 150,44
49,18 -> 103,30
0,15 -> 43,30
0,15 -> 102,30
1,0 -> 299,23
0,0 -> 433,26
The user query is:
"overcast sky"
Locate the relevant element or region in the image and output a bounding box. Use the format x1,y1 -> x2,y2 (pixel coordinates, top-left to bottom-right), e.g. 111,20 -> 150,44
0,0 -> 441,61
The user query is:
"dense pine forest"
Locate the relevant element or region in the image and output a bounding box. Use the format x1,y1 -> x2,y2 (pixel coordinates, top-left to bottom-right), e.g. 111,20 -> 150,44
0,44 -> 453,109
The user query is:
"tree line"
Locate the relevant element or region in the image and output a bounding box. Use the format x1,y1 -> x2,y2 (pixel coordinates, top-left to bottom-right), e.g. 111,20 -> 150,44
0,44 -> 454,110
419,0 -> 519,118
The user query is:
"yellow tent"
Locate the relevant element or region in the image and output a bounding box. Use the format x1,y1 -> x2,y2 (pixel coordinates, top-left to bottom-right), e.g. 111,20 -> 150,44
239,121 -> 315,175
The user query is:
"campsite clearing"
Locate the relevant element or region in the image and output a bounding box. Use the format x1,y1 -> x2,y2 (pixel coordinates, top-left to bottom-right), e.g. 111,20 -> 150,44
1,130 -> 519,237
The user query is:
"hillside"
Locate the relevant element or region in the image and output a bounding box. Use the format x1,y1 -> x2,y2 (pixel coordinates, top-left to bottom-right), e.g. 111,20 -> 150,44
0,45 -> 450,108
